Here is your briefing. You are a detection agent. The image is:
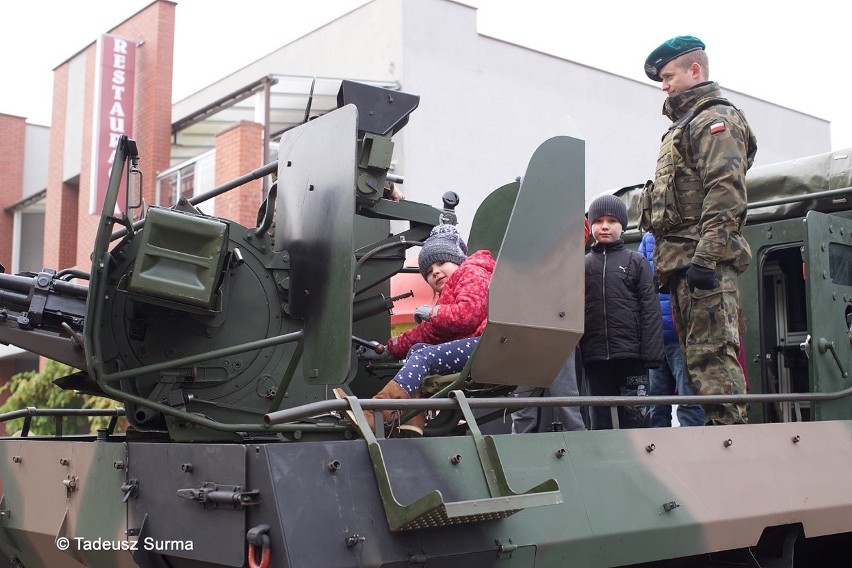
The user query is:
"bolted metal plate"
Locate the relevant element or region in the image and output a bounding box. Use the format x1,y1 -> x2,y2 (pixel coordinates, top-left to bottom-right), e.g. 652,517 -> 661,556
275,105 -> 356,386
128,442 -> 247,566
473,136 -> 585,386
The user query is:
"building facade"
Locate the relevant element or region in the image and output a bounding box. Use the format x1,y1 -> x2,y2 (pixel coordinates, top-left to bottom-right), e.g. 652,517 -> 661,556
0,0 -> 832,383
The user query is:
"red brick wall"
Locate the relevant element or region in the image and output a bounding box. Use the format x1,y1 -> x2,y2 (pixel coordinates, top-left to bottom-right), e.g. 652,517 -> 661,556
106,0 -> 176,224
44,0 -> 176,273
214,121 -> 264,227
73,34 -> 99,271
0,114 -> 27,268
0,2 -> 178,424
43,62 -> 75,271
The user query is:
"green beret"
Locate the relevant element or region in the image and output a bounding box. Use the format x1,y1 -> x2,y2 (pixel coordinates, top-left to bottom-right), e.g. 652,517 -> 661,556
644,36 -> 705,81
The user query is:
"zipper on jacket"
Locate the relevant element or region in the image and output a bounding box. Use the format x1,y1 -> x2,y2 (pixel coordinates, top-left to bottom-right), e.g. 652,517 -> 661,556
602,248 -> 609,359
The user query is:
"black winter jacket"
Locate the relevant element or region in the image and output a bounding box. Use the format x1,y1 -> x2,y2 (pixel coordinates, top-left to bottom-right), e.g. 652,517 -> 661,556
580,240 -> 664,367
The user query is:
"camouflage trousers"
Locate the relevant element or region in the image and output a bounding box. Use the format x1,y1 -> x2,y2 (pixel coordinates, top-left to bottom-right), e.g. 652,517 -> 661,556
669,263 -> 748,424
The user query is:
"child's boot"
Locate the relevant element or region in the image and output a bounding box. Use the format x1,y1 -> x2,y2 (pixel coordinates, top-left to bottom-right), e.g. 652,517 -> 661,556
395,411 -> 426,437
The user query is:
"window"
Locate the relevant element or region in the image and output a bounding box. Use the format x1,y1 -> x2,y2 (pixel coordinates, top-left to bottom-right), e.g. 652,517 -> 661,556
156,150 -> 216,213
829,242 -> 852,287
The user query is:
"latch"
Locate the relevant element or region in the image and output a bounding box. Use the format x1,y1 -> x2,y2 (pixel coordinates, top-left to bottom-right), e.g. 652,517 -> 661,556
177,482 -> 260,509
817,337 -> 849,377
63,475 -> 79,497
495,538 -> 517,559
121,478 -> 139,502
800,334 -> 811,358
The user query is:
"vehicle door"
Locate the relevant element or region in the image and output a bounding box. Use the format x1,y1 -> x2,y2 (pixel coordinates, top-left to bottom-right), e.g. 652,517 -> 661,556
802,210 -> 852,420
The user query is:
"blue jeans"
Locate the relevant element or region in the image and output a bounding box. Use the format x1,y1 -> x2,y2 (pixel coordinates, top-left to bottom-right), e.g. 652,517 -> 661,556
649,340 -> 705,427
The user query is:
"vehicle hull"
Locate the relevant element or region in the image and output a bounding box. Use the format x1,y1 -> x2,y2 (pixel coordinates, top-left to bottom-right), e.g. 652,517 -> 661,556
2,420 -> 851,567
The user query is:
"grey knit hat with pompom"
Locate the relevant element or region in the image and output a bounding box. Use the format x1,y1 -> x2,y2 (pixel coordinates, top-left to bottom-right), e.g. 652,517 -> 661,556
418,224 -> 468,279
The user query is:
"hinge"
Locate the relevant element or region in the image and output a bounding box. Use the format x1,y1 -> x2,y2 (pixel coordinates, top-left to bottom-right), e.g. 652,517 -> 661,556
495,538 -> 517,559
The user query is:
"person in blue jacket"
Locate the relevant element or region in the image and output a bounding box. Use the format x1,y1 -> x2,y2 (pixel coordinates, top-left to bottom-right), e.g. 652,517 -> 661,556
639,231 -> 706,427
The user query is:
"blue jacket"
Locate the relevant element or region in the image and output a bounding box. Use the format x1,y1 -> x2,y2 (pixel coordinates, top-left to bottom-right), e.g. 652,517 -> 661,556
638,232 -> 677,343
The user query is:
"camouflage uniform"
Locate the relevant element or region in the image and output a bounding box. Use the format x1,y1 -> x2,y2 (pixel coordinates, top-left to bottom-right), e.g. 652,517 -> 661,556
638,81 -> 757,424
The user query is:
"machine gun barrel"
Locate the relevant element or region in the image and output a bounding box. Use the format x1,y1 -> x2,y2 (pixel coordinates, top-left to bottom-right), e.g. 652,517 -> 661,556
0,273 -> 88,300
0,273 -> 39,295
0,270 -> 89,369
0,271 -> 88,336
49,278 -> 89,298
352,290 -> 414,322
0,289 -> 31,311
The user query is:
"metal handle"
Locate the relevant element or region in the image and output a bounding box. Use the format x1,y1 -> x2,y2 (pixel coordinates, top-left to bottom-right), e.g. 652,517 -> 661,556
817,337 -> 848,378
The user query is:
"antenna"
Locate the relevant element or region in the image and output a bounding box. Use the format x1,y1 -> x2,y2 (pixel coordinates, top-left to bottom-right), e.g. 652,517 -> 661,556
302,77 -> 316,124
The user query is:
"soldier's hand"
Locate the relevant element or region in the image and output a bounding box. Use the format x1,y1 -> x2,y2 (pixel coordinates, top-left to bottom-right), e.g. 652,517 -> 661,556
686,264 -> 719,292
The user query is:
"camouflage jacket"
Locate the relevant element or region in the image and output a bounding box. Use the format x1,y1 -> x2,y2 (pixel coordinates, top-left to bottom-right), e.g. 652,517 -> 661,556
646,81 -> 757,286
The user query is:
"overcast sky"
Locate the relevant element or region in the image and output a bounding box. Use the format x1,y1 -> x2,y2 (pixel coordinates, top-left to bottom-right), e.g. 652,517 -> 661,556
3,0 -> 850,151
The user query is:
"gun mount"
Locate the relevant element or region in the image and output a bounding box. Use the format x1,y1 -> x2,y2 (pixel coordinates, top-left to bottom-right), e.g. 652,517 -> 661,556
0,81 -> 581,443
0,83 -> 433,440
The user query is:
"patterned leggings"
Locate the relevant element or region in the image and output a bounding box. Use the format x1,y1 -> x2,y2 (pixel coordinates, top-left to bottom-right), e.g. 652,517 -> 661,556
393,337 -> 480,396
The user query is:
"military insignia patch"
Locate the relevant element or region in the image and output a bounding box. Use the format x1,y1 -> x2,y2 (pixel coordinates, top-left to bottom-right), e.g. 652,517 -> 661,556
710,122 -> 726,134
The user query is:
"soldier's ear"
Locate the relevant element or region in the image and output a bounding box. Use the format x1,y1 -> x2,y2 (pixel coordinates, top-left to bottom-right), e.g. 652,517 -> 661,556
689,62 -> 703,81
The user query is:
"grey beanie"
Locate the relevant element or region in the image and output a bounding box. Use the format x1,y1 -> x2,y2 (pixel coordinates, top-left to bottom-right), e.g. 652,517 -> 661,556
418,224 -> 468,279
587,194 -> 628,228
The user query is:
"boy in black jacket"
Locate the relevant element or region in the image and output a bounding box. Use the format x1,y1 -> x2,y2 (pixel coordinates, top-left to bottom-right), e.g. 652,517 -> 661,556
582,195 -> 664,429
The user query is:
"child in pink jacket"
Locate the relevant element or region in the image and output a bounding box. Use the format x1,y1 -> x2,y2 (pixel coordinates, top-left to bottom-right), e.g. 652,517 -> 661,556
351,224 -> 495,436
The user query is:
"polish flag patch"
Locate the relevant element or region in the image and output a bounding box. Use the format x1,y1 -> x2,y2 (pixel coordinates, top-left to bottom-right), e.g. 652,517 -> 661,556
710,121 -> 726,134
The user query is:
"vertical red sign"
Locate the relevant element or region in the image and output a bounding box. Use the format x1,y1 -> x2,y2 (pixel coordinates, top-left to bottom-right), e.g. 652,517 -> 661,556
91,34 -> 136,214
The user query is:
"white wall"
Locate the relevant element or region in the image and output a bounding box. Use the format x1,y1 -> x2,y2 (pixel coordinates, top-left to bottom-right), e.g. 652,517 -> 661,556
22,124 -> 48,197
172,0 -> 831,240
396,0 -> 829,236
172,2 -> 403,119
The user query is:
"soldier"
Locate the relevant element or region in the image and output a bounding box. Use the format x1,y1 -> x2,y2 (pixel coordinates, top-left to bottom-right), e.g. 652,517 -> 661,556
639,36 -> 757,425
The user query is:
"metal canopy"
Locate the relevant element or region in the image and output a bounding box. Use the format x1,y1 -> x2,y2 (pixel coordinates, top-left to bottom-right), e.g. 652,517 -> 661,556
169,75 -> 400,167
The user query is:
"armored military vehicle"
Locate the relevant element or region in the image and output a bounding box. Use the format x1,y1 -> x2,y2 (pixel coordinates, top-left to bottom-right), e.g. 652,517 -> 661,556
0,81 -> 850,568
